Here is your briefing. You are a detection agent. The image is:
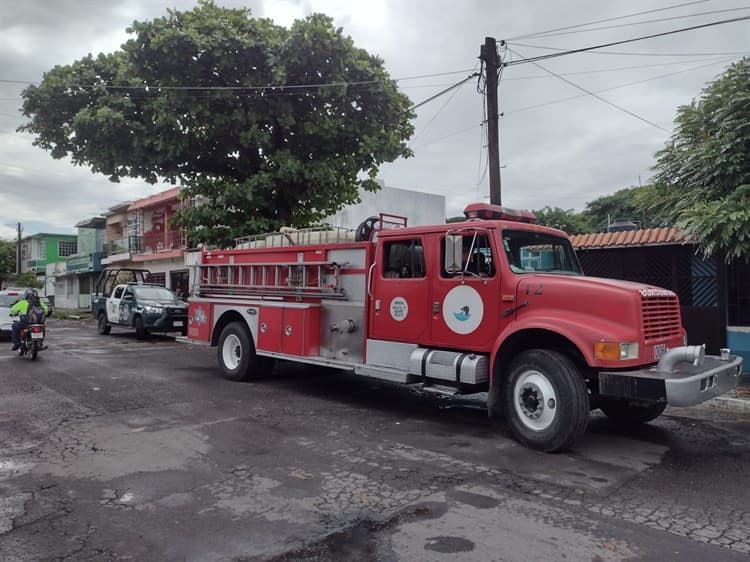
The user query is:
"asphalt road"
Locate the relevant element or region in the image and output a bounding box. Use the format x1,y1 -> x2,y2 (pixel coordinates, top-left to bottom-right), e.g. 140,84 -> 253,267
1,319 -> 750,561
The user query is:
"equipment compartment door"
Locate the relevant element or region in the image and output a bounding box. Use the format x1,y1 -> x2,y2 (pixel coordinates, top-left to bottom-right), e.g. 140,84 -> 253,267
369,237 -> 430,344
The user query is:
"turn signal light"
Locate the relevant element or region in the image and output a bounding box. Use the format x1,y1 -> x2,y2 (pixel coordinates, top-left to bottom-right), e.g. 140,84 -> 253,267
594,342 -> 639,361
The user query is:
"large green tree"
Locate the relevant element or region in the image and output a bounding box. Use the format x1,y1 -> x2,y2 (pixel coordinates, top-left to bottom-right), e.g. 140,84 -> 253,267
583,186 -> 660,232
0,240 -> 15,287
650,58 -> 750,260
19,1 -> 414,246
532,206 -> 592,235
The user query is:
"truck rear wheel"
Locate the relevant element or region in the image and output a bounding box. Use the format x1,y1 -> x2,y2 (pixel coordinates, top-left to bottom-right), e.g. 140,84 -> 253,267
218,321 -> 263,382
503,349 -> 589,452
600,400 -> 667,425
97,313 -> 111,335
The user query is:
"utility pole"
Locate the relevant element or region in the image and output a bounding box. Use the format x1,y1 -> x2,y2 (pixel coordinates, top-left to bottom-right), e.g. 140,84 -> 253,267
481,36 -> 502,206
16,222 -> 22,275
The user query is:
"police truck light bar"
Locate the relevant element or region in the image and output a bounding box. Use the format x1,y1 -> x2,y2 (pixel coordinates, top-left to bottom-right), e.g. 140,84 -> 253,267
463,203 -> 537,224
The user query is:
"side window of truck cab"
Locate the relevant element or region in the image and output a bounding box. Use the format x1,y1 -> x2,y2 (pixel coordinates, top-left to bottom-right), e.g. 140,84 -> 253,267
442,233 -> 495,278
382,239 -> 426,279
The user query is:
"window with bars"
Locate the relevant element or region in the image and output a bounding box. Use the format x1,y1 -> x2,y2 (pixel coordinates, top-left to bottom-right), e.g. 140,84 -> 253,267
58,240 -> 77,257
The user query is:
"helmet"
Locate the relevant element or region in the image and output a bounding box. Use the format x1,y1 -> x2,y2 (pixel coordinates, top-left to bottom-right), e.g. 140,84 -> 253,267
23,289 -> 37,300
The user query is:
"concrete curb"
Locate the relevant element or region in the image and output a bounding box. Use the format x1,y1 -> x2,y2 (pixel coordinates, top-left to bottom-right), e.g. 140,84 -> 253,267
700,394 -> 750,413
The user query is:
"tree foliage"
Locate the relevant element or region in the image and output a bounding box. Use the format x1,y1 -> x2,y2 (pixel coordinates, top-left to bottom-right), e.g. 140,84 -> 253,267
19,1 -> 414,246
17,271 -> 43,289
650,58 -> 750,260
532,206 -> 592,235
0,240 -> 15,286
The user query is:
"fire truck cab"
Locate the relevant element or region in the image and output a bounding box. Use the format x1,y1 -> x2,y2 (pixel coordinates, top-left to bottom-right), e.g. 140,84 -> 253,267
187,203 -> 742,452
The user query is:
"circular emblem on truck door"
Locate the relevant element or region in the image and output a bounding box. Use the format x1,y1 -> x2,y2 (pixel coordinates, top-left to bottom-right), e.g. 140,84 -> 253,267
390,297 -> 409,322
443,285 -> 484,334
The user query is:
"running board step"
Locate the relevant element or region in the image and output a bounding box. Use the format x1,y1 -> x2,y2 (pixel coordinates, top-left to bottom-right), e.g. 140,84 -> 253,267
420,384 -> 462,397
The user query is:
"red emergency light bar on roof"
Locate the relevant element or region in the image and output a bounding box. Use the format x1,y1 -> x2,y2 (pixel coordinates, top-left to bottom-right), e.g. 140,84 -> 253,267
463,202 -> 537,224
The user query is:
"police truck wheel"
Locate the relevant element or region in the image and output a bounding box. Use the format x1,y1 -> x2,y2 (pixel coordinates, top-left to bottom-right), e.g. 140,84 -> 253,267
218,321 -> 262,382
135,316 -> 147,340
600,400 -> 667,425
503,349 -> 589,453
97,313 -> 111,335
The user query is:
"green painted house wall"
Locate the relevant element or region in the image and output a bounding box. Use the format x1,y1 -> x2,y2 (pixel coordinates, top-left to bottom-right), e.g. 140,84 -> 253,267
24,234 -> 78,272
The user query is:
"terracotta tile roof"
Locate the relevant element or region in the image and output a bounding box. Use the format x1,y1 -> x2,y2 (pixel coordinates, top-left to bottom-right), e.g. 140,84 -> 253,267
570,227 -> 689,249
128,187 -> 182,211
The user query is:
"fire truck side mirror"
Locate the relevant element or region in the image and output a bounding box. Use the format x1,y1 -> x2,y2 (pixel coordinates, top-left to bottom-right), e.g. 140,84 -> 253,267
445,234 -> 463,274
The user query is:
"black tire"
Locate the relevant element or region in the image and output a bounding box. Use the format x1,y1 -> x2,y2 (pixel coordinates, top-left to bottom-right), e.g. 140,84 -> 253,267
217,321 -> 263,382
97,313 -> 111,335
600,400 -> 667,426
503,349 -> 589,452
30,340 -> 39,360
135,316 -> 147,340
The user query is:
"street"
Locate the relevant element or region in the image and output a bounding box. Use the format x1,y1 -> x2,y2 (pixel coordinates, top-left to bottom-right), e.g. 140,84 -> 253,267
1,319 -> 750,561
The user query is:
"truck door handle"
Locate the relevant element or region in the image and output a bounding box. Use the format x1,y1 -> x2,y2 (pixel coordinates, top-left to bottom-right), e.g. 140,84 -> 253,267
432,302 -> 440,314
367,263 -> 376,299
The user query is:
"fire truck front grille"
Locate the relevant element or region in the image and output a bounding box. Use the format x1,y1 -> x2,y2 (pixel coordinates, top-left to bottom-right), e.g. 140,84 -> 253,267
641,294 -> 681,342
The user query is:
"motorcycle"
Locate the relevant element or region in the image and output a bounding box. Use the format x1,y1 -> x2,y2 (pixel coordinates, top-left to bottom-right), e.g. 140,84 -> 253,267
17,322 -> 46,360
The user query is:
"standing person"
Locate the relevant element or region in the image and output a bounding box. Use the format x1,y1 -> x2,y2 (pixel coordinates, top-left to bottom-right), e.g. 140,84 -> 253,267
9,289 -> 48,350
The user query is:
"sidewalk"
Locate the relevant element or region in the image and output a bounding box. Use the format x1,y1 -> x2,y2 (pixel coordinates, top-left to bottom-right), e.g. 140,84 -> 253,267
700,373 -> 750,413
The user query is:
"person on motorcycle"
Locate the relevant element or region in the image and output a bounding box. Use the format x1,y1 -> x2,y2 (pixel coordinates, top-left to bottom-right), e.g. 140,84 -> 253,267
10,289 -> 48,351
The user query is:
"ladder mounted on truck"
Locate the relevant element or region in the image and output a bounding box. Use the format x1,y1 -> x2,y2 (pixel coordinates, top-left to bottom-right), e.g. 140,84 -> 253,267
197,260 -> 348,300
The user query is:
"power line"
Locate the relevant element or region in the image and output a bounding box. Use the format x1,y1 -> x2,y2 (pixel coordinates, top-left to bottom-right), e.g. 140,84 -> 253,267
504,56 -> 739,115
412,54 -> 740,150
512,5 -> 750,40
405,73 -> 479,113
507,47 -> 669,132
506,0 -> 710,40
505,15 -> 750,67
511,41 -> 749,58
0,69 -> 478,93
408,78 -> 471,146
504,55 -> 743,80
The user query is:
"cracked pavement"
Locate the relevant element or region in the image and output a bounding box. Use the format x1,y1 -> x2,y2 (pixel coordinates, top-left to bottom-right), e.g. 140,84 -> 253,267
1,319 -> 750,560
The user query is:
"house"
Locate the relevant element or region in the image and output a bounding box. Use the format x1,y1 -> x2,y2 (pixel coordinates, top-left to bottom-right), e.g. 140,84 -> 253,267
20,232 -> 78,286
51,217 -> 106,309
325,185 -> 445,229
101,188 -> 190,295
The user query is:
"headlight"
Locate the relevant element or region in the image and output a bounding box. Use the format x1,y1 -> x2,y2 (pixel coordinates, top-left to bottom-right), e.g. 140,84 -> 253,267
594,342 -> 639,361
144,305 -> 164,314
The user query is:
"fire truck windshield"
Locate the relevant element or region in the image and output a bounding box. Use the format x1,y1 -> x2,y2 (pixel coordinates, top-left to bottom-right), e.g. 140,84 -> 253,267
502,230 -> 582,275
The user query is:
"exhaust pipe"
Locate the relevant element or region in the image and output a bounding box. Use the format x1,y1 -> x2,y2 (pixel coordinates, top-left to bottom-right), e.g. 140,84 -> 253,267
657,345 -> 705,373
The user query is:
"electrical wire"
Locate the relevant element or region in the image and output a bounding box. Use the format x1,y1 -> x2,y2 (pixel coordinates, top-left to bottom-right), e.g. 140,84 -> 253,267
412,54 -> 741,150
504,15 -> 750,67
511,5 -> 750,40
511,41 -> 749,58
507,47 -> 669,132
506,0 -> 709,40
408,76 -> 472,146
504,56 -> 740,115
405,72 -> 479,114
0,69 -> 478,93
503,55 -> 743,80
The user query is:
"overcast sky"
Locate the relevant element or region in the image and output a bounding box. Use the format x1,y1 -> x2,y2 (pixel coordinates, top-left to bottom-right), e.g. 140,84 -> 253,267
1,0 -> 748,239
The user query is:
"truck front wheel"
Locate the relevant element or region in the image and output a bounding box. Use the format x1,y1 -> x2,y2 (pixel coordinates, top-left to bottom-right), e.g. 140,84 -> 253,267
97,313 -> 111,335
600,400 -> 667,426
217,321 -> 263,382
503,349 -> 589,452
135,316 -> 148,340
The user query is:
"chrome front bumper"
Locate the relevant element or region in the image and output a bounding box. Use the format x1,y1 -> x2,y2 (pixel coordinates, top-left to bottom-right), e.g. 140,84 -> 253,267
599,354 -> 744,407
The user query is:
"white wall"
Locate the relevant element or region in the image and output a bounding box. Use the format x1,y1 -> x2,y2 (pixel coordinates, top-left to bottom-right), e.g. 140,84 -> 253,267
325,186 -> 445,231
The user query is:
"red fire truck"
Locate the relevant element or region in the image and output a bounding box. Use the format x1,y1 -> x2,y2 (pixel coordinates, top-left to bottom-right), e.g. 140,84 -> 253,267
187,203 -> 743,452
